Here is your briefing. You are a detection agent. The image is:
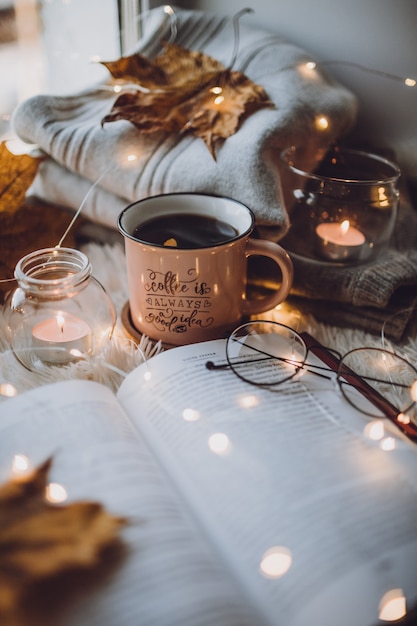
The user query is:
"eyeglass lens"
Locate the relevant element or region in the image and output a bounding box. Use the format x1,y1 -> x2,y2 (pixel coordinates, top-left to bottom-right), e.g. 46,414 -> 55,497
226,321 -> 307,386
338,348 -> 417,420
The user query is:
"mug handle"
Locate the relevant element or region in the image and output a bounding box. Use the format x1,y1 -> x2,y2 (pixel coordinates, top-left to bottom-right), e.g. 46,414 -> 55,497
243,239 -> 294,316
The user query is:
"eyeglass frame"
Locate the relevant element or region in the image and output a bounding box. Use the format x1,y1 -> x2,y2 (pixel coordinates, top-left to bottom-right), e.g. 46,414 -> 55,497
205,320 -> 417,443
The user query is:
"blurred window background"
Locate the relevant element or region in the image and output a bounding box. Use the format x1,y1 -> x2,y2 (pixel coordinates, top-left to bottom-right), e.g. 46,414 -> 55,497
0,0 -> 148,140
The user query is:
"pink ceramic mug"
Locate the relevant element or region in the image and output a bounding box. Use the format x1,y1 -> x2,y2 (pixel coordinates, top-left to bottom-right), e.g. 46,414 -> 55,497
118,193 -> 293,345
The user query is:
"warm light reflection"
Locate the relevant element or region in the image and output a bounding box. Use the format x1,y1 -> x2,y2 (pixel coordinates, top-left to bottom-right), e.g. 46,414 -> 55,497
364,420 -> 385,440
208,433 -> 230,455
405,77 -> 416,87
260,546 -> 292,578
0,383 -> 18,398
127,154 -> 137,162
238,394 -> 259,409
182,408 -> 200,422
12,454 -> 30,474
305,61 -> 317,70
45,482 -> 68,503
379,589 -> 406,621
213,95 -> 225,106
69,349 -> 84,358
378,186 -> 389,207
380,437 -> 396,451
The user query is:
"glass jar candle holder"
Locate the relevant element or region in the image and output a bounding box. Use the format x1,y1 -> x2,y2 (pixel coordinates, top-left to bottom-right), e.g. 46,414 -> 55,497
5,247 -> 116,371
277,145 -> 401,265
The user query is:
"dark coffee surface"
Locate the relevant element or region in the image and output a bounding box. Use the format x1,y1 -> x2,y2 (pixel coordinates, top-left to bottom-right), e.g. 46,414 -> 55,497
132,213 -> 238,248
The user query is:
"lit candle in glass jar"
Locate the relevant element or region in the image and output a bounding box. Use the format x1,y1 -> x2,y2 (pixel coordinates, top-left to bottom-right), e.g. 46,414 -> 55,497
315,220 -> 366,261
32,312 -> 91,364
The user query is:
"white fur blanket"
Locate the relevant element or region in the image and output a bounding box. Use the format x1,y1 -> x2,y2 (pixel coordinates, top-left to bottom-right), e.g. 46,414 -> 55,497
1,242 -> 415,401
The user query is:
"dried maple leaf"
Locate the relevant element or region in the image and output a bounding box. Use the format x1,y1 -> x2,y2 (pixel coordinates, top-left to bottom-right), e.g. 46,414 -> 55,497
0,142 -> 43,215
100,43 -> 273,158
0,458 -> 126,622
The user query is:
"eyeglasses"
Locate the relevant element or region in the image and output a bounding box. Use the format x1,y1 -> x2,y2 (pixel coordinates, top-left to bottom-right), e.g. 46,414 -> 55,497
206,320 -> 417,442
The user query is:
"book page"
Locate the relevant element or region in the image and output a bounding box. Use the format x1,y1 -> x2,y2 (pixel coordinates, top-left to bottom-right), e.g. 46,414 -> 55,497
119,340 -> 417,626
0,380 -> 259,626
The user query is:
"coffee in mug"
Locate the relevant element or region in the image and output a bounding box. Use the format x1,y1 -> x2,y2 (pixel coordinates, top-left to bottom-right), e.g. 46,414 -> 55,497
118,193 -> 293,345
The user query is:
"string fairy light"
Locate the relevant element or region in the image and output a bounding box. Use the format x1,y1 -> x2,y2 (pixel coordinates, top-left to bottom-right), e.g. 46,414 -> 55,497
301,58 -> 416,91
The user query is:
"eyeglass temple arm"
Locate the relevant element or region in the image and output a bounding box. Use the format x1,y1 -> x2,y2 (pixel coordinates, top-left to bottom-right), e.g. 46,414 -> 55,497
301,332 -> 417,443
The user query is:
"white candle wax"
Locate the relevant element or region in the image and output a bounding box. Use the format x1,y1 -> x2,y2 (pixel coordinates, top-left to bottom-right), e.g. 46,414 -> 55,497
32,313 -> 91,364
315,220 -> 366,261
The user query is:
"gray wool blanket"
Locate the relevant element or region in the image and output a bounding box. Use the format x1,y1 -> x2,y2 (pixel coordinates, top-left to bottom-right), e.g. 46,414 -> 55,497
11,5 -> 417,338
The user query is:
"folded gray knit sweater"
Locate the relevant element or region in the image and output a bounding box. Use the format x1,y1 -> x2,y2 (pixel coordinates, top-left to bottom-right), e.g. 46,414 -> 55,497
12,5 -> 357,239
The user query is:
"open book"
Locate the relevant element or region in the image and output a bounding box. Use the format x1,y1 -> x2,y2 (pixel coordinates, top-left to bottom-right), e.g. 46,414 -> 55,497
2,338 -> 417,626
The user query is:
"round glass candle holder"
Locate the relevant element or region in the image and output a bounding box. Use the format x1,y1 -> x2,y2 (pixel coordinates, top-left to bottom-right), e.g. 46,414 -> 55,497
277,145 -> 401,265
5,247 -> 116,371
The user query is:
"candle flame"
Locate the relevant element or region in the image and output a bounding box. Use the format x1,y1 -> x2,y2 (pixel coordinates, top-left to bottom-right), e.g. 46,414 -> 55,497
56,313 -> 65,333
340,220 -> 350,235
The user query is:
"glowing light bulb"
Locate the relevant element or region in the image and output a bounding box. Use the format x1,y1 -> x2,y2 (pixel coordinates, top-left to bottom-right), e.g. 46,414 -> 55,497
12,454 -> 30,474
210,86 -> 223,95
379,589 -> 406,621
364,420 -> 385,440
182,408 -> 200,422
238,394 -> 259,409
127,154 -> 137,162
315,115 -> 329,130
113,85 -> 122,93
305,61 -> 317,70
397,413 -> 411,425
405,77 -> 416,87
164,5 -> 174,15
260,546 -> 292,578
45,482 -> 68,503
0,383 -> 17,398
208,433 -> 230,455
380,437 -> 396,451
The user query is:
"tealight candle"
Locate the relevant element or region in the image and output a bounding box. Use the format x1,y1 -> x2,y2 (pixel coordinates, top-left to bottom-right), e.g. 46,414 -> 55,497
32,312 -> 92,364
315,220 -> 366,262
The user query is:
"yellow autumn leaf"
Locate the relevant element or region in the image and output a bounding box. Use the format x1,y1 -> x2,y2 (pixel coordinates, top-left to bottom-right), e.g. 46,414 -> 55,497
101,43 -> 273,158
0,458 -> 127,624
0,142 -> 43,215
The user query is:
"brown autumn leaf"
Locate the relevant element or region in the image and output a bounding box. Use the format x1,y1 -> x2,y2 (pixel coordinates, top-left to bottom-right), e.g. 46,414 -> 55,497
0,458 -> 127,622
100,42 -> 273,157
0,142 -> 43,215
